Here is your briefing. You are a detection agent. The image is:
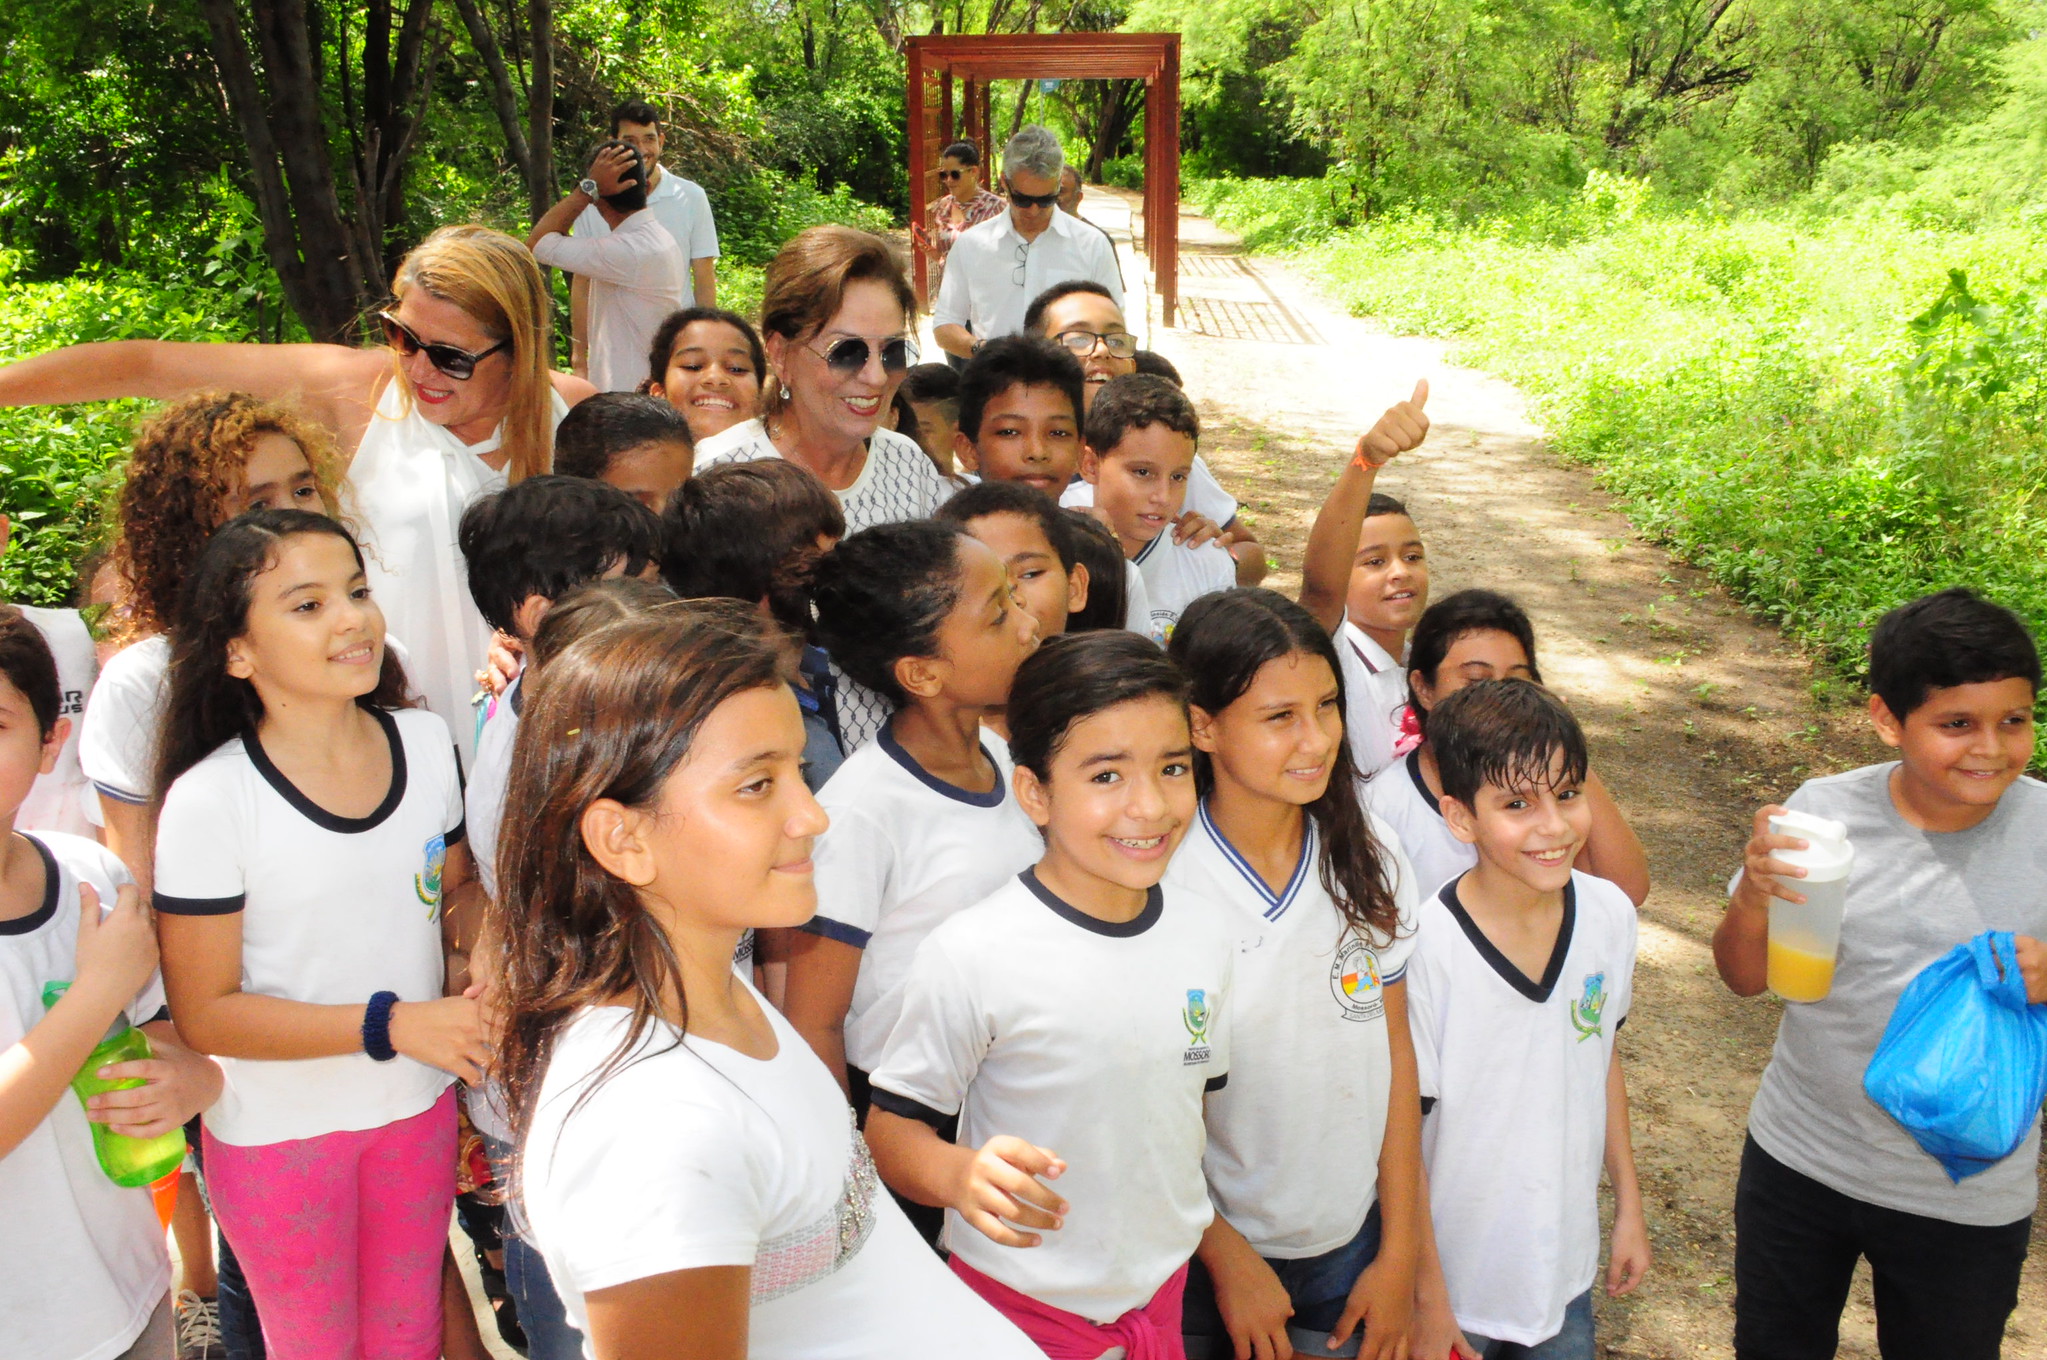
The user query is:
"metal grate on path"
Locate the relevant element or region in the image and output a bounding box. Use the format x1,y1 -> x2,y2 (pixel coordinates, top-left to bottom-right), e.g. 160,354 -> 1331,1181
1176,293 -> 1325,346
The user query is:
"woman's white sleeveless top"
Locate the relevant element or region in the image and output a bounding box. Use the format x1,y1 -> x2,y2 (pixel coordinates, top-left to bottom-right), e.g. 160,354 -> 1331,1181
350,379 -> 568,766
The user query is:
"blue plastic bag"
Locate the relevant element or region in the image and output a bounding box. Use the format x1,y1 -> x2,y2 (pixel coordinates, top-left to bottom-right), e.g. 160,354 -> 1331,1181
1864,931 -> 2047,1183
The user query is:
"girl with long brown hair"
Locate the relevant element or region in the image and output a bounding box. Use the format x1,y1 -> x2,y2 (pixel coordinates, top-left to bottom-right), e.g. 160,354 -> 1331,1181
0,226 -> 596,760
1165,587 -> 1424,1360
491,602 -> 1038,1360
152,509 -> 482,1359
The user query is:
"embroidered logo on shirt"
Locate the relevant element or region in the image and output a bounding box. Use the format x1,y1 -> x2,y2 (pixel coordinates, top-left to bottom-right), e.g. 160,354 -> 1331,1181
416,832 -> 447,916
1331,938 -> 1386,1023
1182,988 -> 1213,1065
1570,971 -> 1608,1042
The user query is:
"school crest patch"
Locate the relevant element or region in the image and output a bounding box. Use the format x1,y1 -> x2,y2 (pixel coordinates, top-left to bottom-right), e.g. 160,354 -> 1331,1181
1570,971 -> 1608,1042
416,832 -> 447,917
1182,988 -> 1213,1065
1331,937 -> 1386,1022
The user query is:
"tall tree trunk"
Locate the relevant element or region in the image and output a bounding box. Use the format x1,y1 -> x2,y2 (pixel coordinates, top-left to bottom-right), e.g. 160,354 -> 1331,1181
527,0 -> 555,220
198,0 -> 374,341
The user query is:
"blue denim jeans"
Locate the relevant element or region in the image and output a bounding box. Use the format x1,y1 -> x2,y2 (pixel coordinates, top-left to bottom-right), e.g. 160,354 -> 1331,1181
1466,1288 -> 1596,1360
1183,1203 -> 1385,1358
484,1133 -> 585,1360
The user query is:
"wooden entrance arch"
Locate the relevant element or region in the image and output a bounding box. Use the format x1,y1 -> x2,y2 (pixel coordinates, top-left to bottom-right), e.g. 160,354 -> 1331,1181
906,33 -> 1182,326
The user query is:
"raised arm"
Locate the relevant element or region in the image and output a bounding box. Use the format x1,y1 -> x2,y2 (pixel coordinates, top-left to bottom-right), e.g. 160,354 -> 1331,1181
1299,381 -> 1430,633
0,340 -> 386,458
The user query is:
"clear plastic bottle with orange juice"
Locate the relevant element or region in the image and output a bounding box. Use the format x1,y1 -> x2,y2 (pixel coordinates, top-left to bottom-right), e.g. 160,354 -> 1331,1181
1766,810 -> 1854,1003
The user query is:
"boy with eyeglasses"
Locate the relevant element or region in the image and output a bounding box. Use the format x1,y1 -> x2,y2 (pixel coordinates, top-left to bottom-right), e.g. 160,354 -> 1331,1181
1025,282 -> 1269,585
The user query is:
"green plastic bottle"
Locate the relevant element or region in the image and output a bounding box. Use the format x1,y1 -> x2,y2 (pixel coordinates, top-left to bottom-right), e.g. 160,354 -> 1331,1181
41,981 -> 187,1187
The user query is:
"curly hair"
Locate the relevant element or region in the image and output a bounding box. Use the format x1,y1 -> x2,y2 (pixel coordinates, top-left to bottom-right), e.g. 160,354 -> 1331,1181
109,392 -> 345,644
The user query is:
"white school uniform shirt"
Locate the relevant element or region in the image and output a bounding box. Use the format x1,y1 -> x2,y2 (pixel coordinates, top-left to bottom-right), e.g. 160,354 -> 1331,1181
1061,455 -> 1239,529
465,673 -> 522,903
1363,749 -> 1475,900
1407,871 -> 1637,1347
698,423 -> 952,749
1132,531 -> 1235,646
806,725 -> 1043,1072
1167,804 -> 1421,1257
350,379 -> 569,766
522,993 -> 1041,1360
17,605 -> 97,836
1122,559 -> 1154,637
1335,619 -> 1410,781
0,833 -> 168,1360
152,707 -> 466,1146
573,169 -> 720,264
533,212 -> 687,393
933,208 -> 1124,342
869,871 -> 1233,1324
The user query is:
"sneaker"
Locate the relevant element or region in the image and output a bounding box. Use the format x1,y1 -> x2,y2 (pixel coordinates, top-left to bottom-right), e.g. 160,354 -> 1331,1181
174,1289 -> 226,1360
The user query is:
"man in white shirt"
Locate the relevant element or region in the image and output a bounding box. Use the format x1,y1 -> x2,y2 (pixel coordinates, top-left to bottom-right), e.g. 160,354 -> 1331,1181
528,143 -> 688,394
933,126 -> 1123,360
1057,166 -> 1125,292
567,100 -> 720,369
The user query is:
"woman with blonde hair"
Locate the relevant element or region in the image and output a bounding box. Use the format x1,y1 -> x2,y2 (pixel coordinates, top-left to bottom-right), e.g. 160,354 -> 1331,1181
0,225 -> 595,759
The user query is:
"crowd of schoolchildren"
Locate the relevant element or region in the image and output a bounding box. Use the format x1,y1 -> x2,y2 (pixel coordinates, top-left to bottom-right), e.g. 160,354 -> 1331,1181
1,212 -> 2042,1360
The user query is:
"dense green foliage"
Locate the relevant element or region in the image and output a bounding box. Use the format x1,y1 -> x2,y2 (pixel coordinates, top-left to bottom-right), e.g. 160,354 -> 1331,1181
1188,19 -> 2047,674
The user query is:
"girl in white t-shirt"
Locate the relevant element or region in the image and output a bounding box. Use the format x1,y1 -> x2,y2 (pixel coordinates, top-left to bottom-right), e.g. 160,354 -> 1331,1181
490,600 -> 1039,1360
153,511 -> 483,1360
1364,590 -> 1651,907
866,631 -> 1234,1360
1166,588 -> 1424,1360
784,520 -> 1041,1117
84,392 -> 345,894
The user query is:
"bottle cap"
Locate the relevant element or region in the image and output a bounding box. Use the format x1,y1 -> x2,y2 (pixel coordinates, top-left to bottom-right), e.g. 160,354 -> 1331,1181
1769,809 -> 1854,882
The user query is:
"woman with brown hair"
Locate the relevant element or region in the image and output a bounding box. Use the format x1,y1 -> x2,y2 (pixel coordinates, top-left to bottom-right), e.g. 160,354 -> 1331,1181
491,601 -> 1040,1360
0,225 -> 596,759
694,225 -> 949,535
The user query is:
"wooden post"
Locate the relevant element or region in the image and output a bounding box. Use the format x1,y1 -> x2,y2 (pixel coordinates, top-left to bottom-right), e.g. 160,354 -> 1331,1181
1157,37 -> 1180,328
908,41 -> 930,308
941,72 -> 955,147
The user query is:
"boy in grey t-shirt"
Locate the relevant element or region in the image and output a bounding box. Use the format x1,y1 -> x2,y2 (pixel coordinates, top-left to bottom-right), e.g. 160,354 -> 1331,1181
1715,587 -> 2046,1360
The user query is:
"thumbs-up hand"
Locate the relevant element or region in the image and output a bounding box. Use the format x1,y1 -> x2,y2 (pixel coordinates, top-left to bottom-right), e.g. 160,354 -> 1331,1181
1354,379 -> 1430,469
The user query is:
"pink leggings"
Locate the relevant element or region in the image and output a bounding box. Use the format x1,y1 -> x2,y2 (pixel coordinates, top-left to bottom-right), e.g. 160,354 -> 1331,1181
203,1088 -> 456,1360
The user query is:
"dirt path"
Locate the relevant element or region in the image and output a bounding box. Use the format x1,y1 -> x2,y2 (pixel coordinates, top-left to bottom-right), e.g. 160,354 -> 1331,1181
1097,191 -> 2047,1359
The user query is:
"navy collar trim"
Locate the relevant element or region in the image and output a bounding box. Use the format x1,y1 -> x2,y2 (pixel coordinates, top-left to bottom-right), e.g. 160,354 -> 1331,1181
878,720 -> 1005,808
1019,868 -> 1162,938
1405,748 -> 1444,822
1438,877 -> 1577,1004
1198,800 -> 1314,922
246,707 -> 407,834
0,835 -> 59,936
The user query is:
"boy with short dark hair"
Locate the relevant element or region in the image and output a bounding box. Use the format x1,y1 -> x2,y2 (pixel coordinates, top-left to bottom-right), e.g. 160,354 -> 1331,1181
457,474 -> 664,895
952,336 -> 1087,496
661,459 -> 850,789
1081,373 -> 1234,645
1716,586 -> 2046,1360
1408,678 -> 1649,1360
550,391 -> 694,511
898,364 -> 964,480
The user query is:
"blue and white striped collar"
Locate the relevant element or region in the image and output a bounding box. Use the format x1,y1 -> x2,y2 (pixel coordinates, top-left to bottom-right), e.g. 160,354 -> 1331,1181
1198,799 -> 1315,922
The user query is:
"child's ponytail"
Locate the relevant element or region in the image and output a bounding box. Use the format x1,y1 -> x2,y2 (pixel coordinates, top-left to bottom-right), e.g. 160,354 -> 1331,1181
1171,588 -> 1402,944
